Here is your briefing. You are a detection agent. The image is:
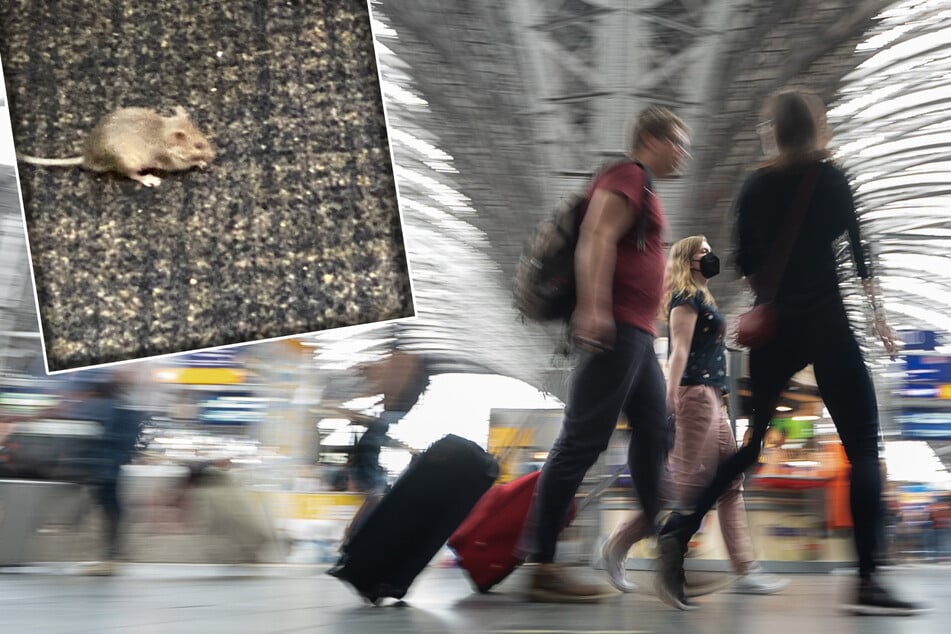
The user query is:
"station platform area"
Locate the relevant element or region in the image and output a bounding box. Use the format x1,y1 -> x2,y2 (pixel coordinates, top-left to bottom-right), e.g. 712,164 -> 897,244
2,561 -> 948,633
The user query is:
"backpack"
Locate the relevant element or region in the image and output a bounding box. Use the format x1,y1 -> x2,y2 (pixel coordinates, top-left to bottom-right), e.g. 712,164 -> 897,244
513,160 -> 651,323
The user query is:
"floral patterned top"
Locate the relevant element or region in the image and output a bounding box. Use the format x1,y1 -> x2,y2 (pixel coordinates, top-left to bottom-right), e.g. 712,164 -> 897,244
669,290 -> 728,393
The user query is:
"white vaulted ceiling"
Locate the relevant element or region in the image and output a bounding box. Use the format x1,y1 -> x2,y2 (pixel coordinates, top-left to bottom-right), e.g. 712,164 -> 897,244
832,0 -> 951,337
304,0 -> 948,401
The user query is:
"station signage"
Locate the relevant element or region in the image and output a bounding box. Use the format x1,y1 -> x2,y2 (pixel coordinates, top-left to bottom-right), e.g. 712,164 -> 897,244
895,410 -> 951,440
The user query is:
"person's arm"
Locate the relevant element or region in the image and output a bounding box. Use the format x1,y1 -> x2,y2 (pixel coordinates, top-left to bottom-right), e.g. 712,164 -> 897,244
666,303 -> 698,414
734,174 -> 761,290
571,188 -> 637,351
839,171 -> 900,359
862,276 -> 900,359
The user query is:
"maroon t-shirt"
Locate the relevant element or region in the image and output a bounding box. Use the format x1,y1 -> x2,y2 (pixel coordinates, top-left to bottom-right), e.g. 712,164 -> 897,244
583,161 -> 666,336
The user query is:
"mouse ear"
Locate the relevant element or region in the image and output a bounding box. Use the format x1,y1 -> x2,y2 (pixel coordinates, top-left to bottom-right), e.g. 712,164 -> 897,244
168,129 -> 189,145
174,105 -> 189,119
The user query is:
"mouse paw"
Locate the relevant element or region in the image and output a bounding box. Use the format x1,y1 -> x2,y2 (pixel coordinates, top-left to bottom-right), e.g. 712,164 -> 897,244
133,174 -> 162,187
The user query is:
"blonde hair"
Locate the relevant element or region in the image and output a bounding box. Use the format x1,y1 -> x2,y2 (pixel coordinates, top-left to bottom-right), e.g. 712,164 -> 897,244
662,235 -> 715,322
760,89 -> 832,170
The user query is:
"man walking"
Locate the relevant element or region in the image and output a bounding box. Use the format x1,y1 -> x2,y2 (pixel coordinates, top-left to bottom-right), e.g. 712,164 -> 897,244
520,106 -> 690,602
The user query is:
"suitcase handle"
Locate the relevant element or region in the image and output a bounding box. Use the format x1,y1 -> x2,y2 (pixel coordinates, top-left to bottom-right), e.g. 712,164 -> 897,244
574,462 -> 627,515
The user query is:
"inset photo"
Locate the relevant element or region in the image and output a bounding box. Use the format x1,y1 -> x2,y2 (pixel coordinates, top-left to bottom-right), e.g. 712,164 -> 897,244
0,0 -> 414,373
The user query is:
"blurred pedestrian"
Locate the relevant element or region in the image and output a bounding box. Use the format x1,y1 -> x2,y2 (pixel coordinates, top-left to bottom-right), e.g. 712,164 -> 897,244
350,351 -> 430,493
519,106 -> 690,602
349,418 -> 392,494
656,89 -> 925,616
2,368 -> 146,575
73,370 -> 143,575
602,236 -> 787,600
171,457 -> 282,564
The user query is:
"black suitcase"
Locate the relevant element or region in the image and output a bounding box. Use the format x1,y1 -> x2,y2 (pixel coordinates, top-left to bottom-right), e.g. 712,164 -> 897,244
328,433 -> 499,604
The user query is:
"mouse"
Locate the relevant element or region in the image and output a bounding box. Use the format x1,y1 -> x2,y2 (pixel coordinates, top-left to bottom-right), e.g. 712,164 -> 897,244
17,106 -> 215,187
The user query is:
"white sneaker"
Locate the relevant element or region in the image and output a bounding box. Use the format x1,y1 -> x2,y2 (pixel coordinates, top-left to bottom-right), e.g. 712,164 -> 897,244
730,564 -> 788,594
600,539 -> 638,593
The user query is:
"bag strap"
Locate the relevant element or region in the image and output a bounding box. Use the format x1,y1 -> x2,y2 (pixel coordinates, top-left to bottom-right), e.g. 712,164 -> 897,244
630,160 -> 652,252
753,166 -> 820,303
588,159 -> 652,251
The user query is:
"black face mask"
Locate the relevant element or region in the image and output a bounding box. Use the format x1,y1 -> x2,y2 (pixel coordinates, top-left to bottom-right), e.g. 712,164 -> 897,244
693,252 -> 720,279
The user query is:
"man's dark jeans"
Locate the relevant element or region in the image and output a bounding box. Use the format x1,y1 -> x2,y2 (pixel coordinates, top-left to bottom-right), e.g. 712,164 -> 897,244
522,323 -> 670,563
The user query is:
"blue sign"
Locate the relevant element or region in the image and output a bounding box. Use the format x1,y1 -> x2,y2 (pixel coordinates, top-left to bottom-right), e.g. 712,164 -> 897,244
897,387 -> 939,398
897,410 -> 951,440
177,350 -> 240,368
197,393 -> 263,426
903,355 -> 951,385
900,330 -> 938,351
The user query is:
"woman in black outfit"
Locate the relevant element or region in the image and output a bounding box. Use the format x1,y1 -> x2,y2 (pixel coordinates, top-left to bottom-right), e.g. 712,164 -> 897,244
656,90 -> 926,615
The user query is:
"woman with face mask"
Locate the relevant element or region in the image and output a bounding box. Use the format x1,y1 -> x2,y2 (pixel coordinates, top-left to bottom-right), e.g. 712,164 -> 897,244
601,235 -> 787,601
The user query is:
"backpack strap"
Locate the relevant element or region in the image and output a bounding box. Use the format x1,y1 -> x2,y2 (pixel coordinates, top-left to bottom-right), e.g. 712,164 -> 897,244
631,159 -> 653,253
592,158 -> 652,252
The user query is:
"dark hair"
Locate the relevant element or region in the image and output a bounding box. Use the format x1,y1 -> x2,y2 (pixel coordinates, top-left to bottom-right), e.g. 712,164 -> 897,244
629,106 -> 687,153
763,89 -> 831,169
775,92 -> 816,151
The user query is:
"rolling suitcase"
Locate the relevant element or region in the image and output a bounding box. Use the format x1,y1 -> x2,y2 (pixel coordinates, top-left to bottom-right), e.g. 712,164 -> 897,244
446,470 -> 562,592
328,434 -> 499,604
448,464 -> 626,593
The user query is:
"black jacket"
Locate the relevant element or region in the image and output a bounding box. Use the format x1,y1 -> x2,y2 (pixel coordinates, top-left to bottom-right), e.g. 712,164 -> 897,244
735,160 -> 869,310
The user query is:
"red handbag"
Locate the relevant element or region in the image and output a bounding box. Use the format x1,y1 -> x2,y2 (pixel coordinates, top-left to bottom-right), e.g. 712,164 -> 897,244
735,303 -> 779,349
734,167 -> 819,349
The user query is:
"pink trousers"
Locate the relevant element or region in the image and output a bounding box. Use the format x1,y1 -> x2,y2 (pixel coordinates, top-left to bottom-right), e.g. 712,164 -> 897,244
606,384 -> 755,573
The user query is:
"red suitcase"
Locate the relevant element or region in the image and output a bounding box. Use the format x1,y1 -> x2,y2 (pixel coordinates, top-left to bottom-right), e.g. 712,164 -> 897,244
449,463 -> 629,593
447,470 -> 577,593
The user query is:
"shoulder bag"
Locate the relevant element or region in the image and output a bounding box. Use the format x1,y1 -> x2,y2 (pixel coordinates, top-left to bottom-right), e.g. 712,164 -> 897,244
735,167 -> 820,348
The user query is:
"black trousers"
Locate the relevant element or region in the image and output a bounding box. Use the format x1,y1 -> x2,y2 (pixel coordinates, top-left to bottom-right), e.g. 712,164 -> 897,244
94,468 -> 123,560
677,296 -> 882,577
521,323 -> 670,563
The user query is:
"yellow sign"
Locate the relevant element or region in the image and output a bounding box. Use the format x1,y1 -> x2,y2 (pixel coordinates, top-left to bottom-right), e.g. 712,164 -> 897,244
153,367 -> 246,385
257,491 -> 366,521
489,427 -> 535,483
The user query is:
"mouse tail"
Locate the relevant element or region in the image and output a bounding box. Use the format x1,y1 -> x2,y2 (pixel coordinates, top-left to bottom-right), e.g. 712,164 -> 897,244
17,154 -> 84,167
